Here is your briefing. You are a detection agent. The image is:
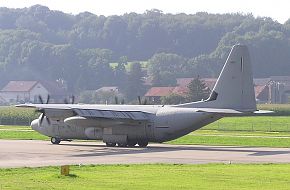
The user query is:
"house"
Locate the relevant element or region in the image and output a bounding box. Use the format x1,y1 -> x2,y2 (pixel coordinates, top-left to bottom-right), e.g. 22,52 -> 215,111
177,78 -> 217,90
96,86 -> 119,93
144,86 -> 189,103
0,95 -> 5,105
145,76 -> 290,104
253,77 -> 290,103
254,85 -> 269,103
0,81 -> 67,104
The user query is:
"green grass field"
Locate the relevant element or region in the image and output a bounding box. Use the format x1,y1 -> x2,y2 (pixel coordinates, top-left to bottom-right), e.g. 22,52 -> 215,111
0,125 -> 46,140
203,116 -> 290,132
170,130 -> 290,147
1,125 -> 290,147
0,164 -> 290,190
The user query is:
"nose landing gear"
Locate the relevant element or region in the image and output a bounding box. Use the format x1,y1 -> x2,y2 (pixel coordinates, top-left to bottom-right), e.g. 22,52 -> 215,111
51,137 -> 61,144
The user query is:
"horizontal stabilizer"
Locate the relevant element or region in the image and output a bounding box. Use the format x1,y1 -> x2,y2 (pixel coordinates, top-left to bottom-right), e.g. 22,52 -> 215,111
253,110 -> 274,114
196,108 -> 273,115
196,108 -> 243,114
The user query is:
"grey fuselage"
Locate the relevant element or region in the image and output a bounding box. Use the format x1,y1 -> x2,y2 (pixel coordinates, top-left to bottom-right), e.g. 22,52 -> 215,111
31,104 -> 221,143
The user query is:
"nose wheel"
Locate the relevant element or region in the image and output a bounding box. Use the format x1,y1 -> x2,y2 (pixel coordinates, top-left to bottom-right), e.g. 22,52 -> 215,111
51,137 -> 61,144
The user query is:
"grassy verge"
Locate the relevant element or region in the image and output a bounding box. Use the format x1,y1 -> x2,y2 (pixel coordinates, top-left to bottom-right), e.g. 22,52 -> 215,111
258,104 -> 290,115
203,116 -> 290,132
169,130 -> 290,147
0,164 -> 290,190
2,122 -> 290,147
0,125 -> 47,140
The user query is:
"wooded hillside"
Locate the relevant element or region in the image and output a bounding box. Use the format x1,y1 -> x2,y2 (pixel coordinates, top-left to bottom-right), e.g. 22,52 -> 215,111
0,5 -> 290,98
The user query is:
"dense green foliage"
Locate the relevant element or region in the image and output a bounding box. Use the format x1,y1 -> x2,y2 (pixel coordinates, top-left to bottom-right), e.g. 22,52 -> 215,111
0,5 -> 290,97
1,164 -> 290,190
186,77 -> 211,102
0,106 -> 39,125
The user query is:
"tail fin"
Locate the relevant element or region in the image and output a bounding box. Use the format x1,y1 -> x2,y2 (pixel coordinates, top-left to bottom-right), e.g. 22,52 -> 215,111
177,44 -> 257,111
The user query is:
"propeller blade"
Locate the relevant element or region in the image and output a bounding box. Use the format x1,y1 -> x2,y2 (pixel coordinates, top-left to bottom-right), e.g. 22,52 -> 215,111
138,96 -> 141,105
46,117 -> 51,125
143,99 -> 147,105
71,95 -> 75,104
64,98 -> 69,104
38,95 -> 44,104
121,99 -> 125,104
115,96 -> 118,104
39,113 -> 45,125
46,94 -> 50,104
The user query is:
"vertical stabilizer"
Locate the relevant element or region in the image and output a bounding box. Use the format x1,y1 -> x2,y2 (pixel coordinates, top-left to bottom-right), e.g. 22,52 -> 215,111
177,44 -> 257,111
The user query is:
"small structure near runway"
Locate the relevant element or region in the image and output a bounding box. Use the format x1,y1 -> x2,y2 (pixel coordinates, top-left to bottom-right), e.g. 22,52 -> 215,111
61,165 -> 70,176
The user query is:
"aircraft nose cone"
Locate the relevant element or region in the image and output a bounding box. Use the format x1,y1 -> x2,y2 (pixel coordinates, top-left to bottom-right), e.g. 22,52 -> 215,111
31,119 -> 39,130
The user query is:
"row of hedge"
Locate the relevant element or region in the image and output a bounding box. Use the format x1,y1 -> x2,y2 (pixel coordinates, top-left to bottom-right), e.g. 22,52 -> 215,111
0,106 -> 39,125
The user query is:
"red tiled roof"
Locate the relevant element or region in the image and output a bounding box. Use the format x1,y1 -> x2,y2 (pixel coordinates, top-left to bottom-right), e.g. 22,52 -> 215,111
202,78 -> 217,90
254,85 -> 268,98
176,78 -> 217,90
145,87 -> 175,97
254,78 -> 271,86
176,78 -> 193,86
1,81 -> 38,92
145,86 -> 190,97
172,86 -> 189,95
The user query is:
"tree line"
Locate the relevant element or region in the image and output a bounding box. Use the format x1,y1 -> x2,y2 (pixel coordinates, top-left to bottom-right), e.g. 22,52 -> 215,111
0,5 -> 290,102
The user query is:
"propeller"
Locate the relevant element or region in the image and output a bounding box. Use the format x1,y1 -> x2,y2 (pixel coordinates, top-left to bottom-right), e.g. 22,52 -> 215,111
138,96 -> 148,105
39,110 -> 51,125
114,96 -> 125,104
37,94 -> 51,125
38,94 -> 50,104
115,96 -> 119,104
64,95 -> 75,104
143,98 -> 147,105
71,95 -> 75,104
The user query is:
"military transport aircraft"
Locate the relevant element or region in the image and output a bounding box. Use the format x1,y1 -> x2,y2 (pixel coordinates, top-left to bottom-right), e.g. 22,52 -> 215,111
17,44 -> 268,147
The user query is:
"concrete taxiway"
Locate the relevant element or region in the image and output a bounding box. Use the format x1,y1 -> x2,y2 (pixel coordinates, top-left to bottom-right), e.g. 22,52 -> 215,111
1,140 -> 290,168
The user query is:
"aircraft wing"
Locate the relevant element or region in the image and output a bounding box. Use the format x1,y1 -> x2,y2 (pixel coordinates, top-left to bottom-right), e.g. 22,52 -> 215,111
72,108 -> 151,121
16,104 -> 153,121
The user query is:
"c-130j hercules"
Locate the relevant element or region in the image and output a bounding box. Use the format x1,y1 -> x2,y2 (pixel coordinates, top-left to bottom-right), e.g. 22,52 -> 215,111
17,45 -> 269,147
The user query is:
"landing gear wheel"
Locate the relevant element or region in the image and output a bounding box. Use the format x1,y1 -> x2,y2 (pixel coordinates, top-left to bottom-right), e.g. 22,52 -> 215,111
117,143 -> 127,147
138,141 -> 148,147
127,141 -> 137,147
51,137 -> 61,145
106,142 -> 116,147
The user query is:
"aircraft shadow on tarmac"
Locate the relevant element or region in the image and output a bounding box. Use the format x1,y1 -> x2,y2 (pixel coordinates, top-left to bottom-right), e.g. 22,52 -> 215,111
58,143 -> 290,158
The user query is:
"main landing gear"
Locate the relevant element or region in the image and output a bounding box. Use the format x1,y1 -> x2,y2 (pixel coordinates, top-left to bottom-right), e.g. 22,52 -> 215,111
105,140 -> 148,148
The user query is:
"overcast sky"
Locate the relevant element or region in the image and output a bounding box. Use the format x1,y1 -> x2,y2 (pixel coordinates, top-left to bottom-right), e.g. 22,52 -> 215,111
1,0 -> 289,23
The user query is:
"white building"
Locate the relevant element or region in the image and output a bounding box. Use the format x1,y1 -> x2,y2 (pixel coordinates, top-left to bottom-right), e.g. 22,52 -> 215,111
0,81 -> 66,104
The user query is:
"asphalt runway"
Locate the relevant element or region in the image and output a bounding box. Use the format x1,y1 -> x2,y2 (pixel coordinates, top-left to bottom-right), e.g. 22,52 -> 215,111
1,140 -> 290,168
